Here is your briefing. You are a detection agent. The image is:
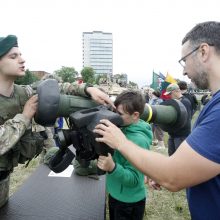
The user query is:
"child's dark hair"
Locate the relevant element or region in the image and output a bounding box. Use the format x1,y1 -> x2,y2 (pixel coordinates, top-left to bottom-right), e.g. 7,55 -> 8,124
114,90 -> 145,115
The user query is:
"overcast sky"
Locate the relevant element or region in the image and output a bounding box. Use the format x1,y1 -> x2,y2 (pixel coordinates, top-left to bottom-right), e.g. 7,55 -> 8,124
1,0 -> 220,86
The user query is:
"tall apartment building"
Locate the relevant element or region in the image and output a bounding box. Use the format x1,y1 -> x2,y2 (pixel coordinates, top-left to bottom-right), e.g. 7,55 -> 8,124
83,31 -> 113,76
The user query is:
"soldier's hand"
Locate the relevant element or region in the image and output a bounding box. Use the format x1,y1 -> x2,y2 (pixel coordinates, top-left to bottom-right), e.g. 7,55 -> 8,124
86,87 -> 115,108
23,95 -> 38,119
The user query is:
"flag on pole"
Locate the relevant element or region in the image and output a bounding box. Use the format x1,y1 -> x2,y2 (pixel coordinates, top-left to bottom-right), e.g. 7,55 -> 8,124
165,73 -> 177,84
159,72 -> 166,80
150,71 -> 166,91
150,71 -> 161,90
160,72 -> 177,100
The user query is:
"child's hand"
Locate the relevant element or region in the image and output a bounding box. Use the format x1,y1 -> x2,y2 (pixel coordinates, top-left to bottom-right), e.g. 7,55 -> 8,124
97,153 -> 115,172
146,177 -> 162,190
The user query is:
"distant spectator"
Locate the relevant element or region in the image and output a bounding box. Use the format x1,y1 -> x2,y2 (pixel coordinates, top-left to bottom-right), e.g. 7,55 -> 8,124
144,89 -> 150,103
149,90 -> 165,149
201,93 -> 212,105
178,81 -> 198,115
164,83 -> 192,156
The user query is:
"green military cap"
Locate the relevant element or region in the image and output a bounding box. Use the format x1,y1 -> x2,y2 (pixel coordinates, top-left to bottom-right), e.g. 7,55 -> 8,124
0,35 -> 18,58
164,83 -> 180,95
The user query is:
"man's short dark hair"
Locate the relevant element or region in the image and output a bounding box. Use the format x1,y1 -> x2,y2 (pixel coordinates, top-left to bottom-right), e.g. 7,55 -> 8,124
114,90 -> 145,115
178,81 -> 188,90
182,21 -> 220,53
152,90 -> 161,98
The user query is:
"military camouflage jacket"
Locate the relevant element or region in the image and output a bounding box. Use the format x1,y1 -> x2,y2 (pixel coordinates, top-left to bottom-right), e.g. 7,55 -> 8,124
59,82 -> 89,96
0,114 -> 30,156
0,82 -> 89,156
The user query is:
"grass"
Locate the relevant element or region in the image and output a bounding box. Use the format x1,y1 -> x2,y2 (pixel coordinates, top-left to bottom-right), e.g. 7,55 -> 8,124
9,157 -> 40,196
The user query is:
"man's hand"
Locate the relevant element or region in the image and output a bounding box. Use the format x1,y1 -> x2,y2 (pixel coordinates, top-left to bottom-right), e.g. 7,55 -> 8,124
94,119 -> 127,150
22,95 -> 38,120
97,153 -> 115,172
86,87 -> 115,109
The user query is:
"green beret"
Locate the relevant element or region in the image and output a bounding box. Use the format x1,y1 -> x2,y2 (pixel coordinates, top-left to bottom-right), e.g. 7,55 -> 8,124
0,35 -> 18,58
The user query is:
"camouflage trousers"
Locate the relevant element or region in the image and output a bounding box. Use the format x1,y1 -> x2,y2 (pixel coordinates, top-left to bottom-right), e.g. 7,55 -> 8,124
73,159 -> 98,176
0,174 -> 10,208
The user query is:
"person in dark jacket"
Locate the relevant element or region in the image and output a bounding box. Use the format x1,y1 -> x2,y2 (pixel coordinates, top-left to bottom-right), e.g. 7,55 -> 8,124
178,80 -> 198,115
164,83 -> 192,156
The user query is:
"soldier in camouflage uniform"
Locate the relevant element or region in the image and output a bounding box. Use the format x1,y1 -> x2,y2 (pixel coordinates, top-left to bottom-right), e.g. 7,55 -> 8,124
0,35 -> 114,208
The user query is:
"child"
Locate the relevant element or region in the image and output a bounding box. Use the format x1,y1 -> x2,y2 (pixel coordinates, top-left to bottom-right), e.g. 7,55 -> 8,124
97,90 -> 152,220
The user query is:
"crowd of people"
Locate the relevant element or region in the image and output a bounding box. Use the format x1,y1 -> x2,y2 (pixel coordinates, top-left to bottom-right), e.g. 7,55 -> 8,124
1,21 -> 220,220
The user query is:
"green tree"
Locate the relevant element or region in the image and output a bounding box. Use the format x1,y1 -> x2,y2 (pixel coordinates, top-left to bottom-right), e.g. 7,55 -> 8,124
54,66 -> 78,83
128,81 -> 138,89
15,69 -> 38,85
81,67 -> 95,84
95,74 -> 102,85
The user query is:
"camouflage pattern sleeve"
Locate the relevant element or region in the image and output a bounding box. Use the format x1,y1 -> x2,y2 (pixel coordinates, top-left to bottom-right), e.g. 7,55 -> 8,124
20,84 -> 34,97
0,114 -> 30,156
24,85 -> 34,97
59,82 -> 89,97
31,119 -> 46,132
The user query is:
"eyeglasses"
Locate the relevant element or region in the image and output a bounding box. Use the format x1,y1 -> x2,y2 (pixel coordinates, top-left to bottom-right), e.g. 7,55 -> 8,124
178,43 -> 214,68
178,46 -> 200,68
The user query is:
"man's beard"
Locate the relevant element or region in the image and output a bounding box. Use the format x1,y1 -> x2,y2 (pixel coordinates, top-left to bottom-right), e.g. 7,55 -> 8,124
193,71 -> 209,90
